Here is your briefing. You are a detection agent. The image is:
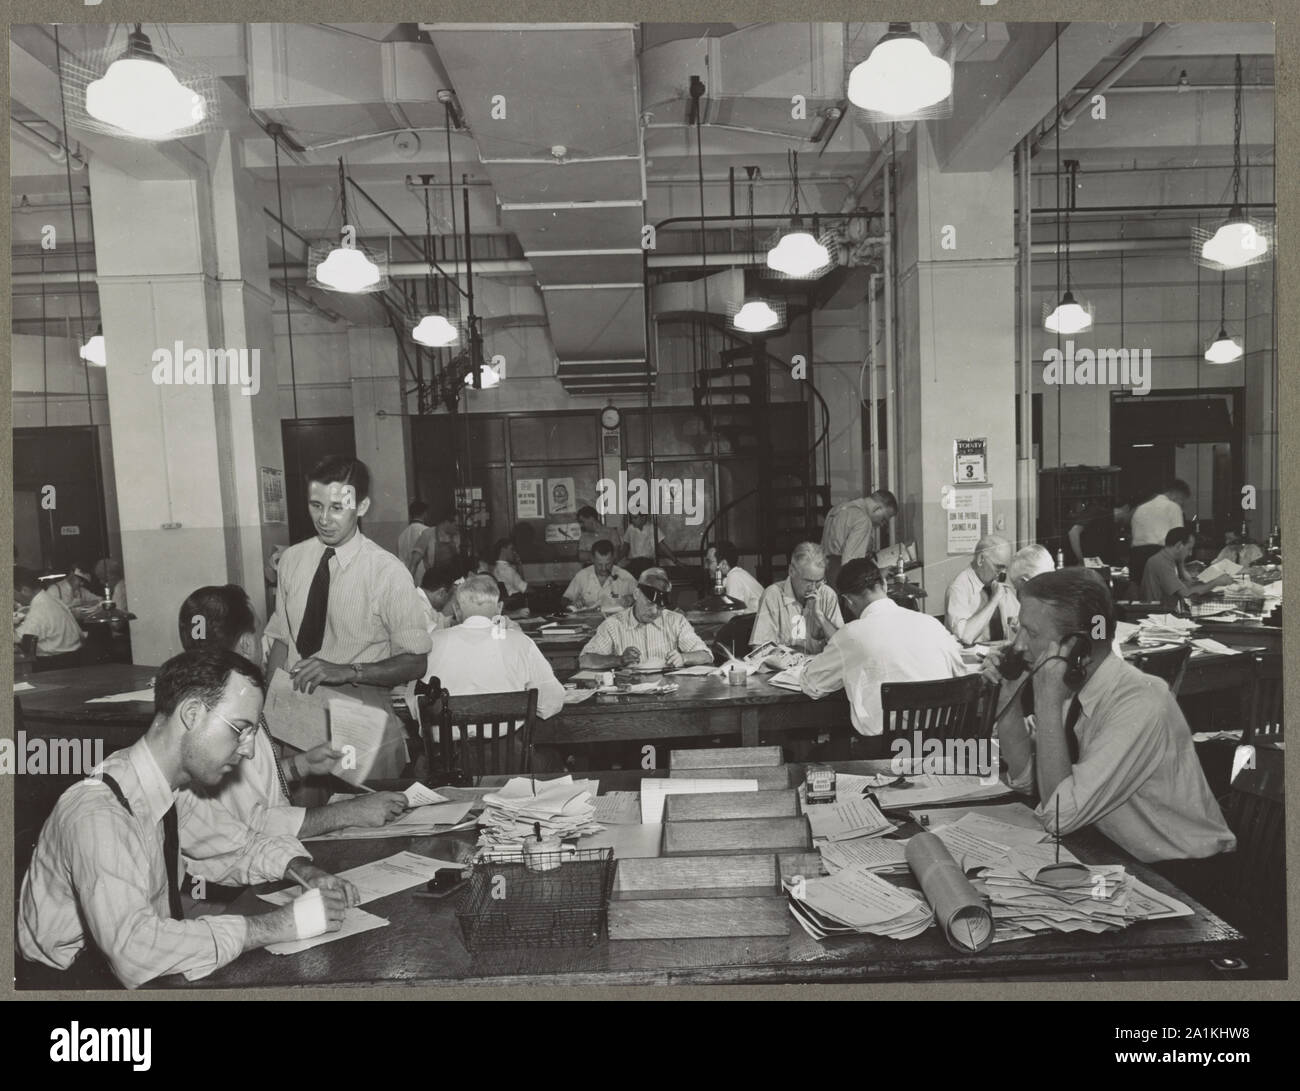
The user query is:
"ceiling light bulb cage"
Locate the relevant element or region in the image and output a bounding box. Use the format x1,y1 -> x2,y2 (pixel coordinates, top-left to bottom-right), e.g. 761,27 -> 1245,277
728,297 -> 787,334
763,222 -> 838,280
411,310 -> 466,349
846,22 -> 955,123
1191,214 -> 1274,271
308,240 -> 390,293
66,24 -> 220,142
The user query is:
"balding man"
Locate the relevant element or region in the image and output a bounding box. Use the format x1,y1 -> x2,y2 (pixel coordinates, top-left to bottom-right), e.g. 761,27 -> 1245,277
424,575 -> 564,719
751,542 -> 844,654
1008,544 -> 1056,597
822,489 -> 898,585
945,534 -> 1017,646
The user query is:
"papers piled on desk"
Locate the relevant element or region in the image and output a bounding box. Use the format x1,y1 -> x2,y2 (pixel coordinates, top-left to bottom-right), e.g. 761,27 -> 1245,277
304,797 -> 476,840
1135,614 -> 1198,646
785,863 -> 933,941
1197,559 -> 1243,583
476,775 -> 602,855
818,837 -> 908,876
871,773 -> 1009,810
805,796 -> 893,842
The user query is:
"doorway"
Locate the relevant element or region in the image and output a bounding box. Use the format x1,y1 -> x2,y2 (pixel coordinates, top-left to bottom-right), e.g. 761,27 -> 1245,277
280,418 -> 356,544
12,427 -> 110,574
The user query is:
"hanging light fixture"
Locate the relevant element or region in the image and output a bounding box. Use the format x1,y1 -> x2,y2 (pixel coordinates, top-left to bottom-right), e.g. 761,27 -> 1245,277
1044,158 -> 1093,334
412,107 -> 462,349
1194,56 -> 1272,270
79,326 -> 106,367
309,158 -> 387,293
847,22 -> 953,120
1204,271 -> 1244,364
413,314 -> 459,348
733,300 -> 782,333
731,168 -> 785,334
83,24 -> 208,141
766,152 -> 832,278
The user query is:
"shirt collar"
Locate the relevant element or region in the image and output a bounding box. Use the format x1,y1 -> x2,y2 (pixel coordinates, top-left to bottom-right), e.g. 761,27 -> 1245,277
860,597 -> 897,619
617,605 -> 666,630
460,615 -> 496,629
128,737 -> 178,825
1075,651 -> 1124,718
320,528 -> 366,571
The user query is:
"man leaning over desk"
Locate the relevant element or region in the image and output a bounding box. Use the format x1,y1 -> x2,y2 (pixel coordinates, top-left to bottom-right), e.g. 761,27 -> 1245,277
579,568 -> 712,670
265,456 -> 432,779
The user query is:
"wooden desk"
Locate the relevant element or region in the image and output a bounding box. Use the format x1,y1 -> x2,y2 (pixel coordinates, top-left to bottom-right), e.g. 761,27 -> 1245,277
530,609 -> 744,671
176,763 -> 1244,989
16,663 -> 158,751
1195,619 -> 1281,652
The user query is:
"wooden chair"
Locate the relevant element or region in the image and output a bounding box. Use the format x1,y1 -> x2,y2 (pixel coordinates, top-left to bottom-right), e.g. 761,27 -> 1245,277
1242,652 -> 1283,747
879,674 -> 993,745
1131,644 -> 1193,696
419,686 -> 539,783
712,612 -> 756,663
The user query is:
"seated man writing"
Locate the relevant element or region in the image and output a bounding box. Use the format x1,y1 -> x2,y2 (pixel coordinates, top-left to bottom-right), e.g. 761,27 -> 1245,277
562,538 -> 637,613
1139,527 -> 1234,606
799,560 -> 965,737
177,585 -> 409,844
982,568 -> 1235,863
18,647 -> 360,989
579,568 -> 713,671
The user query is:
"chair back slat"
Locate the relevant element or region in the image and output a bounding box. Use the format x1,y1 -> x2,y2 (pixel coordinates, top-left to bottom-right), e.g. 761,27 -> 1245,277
417,687 -> 540,780
879,675 -> 990,744
1243,653 -> 1283,745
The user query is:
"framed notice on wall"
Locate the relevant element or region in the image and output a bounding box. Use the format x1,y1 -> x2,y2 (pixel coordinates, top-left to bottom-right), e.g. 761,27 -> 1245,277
516,479 -> 544,520
260,467 -> 286,524
945,486 -> 992,555
954,438 -> 988,483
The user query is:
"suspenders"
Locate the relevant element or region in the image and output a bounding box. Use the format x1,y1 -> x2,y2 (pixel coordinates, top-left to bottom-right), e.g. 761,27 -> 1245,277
98,773 -> 183,920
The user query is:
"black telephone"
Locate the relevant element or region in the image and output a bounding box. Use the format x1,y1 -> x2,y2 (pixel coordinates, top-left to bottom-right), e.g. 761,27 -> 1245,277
997,632 -> 1090,686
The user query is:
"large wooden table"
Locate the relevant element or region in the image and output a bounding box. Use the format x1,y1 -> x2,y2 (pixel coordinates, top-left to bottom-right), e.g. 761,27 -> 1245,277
165,763 -> 1245,989
526,608 -> 744,672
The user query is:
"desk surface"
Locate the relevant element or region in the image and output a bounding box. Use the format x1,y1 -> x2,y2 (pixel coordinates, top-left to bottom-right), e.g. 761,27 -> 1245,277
180,763 -> 1243,989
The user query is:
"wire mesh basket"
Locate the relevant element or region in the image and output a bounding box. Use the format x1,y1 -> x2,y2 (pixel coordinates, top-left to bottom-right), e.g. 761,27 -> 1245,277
455,848 -> 616,951
1187,592 -> 1265,618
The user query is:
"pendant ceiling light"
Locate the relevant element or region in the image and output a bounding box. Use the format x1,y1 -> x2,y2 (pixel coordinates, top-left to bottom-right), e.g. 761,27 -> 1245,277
731,169 -> 785,334
1204,271 -> 1244,364
309,158 -> 387,293
1194,56 -> 1272,270
766,151 -> 832,278
413,314 -> 459,348
82,24 -> 212,141
1044,159 -> 1093,334
847,22 -> 953,120
412,102 -> 463,351
733,300 -> 782,333
79,328 -> 106,367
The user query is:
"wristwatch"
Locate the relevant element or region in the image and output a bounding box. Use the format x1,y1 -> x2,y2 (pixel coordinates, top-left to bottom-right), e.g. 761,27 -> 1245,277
351,662 -> 364,685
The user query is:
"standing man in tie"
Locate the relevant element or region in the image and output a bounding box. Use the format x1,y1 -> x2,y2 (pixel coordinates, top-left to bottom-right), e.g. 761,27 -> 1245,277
265,457 -> 432,780
944,534 -> 1017,646
822,489 -> 898,585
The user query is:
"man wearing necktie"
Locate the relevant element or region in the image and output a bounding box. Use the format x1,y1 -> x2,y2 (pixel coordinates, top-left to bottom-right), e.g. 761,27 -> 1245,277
944,534 -> 1017,646
265,457 -> 432,780
981,568 -> 1235,864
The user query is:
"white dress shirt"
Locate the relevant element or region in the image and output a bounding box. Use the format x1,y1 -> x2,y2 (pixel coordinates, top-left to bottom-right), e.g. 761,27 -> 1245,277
944,565 -> 1019,644
425,615 -> 565,727
1007,654 -> 1237,862
722,566 -> 764,611
15,589 -> 84,655
563,565 -> 637,611
822,499 -> 879,562
799,598 -> 966,736
624,522 -> 663,560
750,579 -> 843,654
493,560 -> 528,596
19,737 -> 307,988
1130,495 -> 1185,548
581,607 -> 710,661
397,520 -> 428,580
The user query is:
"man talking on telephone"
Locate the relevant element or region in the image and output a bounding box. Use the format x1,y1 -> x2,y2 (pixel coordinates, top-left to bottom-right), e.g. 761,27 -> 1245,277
981,568 -> 1234,864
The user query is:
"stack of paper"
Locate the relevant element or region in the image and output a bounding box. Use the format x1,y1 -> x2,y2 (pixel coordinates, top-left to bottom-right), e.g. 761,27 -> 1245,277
304,795 -> 476,841
1135,614 -> 1198,646
818,837 -> 909,876
1197,559 -> 1243,583
785,864 -> 933,940
476,775 -> 602,854
872,773 -> 1008,810
805,796 -> 893,842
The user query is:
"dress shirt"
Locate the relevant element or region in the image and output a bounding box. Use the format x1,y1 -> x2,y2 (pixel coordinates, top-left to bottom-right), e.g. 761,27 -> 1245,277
799,598 -> 966,736
944,566 -> 1019,644
19,737 -> 307,988
49,578 -> 100,611
265,530 -> 432,666
396,520 -> 428,579
413,524 -> 460,573
578,525 -> 623,564
494,560 -> 528,596
1130,495 -> 1185,548
16,589 -> 84,655
179,718 -> 306,845
563,565 -> 637,611
750,579 -> 843,654
1007,654 -> 1236,862
822,499 -> 879,562
1140,549 -> 1188,605
581,607 -> 709,661
722,566 -> 764,611
624,522 -> 663,560
425,615 -> 565,720
417,593 -> 453,639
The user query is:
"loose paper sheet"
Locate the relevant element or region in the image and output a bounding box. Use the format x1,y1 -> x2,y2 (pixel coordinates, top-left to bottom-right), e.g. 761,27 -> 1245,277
263,669 -> 331,750
265,908 -> 389,955
259,850 -> 458,907
86,687 -> 155,704
328,699 -> 389,785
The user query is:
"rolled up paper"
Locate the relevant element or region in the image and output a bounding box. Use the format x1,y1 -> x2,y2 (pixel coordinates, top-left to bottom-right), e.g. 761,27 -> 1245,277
291,887 -> 328,940
523,836 -> 563,872
904,831 -> 994,953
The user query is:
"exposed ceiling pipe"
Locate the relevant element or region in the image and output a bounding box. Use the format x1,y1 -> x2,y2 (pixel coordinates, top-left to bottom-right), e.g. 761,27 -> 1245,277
1032,22 -> 1179,154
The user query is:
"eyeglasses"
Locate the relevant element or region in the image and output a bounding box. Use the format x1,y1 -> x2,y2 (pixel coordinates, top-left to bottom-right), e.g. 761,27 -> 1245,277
210,709 -> 258,746
636,584 -> 671,606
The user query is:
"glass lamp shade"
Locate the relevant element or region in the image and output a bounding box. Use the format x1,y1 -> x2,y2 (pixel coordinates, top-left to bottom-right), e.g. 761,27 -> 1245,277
847,31 -> 953,117
733,299 -> 781,333
1044,291 -> 1093,335
412,315 -> 459,347
1204,329 -> 1244,364
766,230 -> 831,277
79,333 -> 107,368
1200,218 -> 1269,269
85,58 -> 205,140
314,246 -> 382,292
